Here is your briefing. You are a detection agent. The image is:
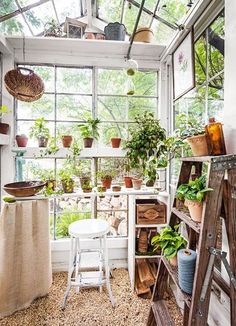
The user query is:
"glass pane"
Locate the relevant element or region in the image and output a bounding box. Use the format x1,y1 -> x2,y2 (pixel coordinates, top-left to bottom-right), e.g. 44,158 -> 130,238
24,65 -> 55,92
195,33 -> 207,86
97,210 -> 127,237
56,122 -> 81,143
152,19 -> 176,45
128,97 -> 157,120
156,0 -> 193,25
136,0 -> 158,11
124,4 -> 151,34
98,69 -> 127,95
98,0 -> 123,22
57,68 -> 92,94
133,71 -> 157,96
0,1 -> 18,16
24,2 -> 57,35
56,197 -> 91,214
97,158 -> 127,184
99,122 -> 127,145
18,0 -> 38,5
98,96 -> 127,121
17,94 -> 55,120
23,158 -> 55,181
54,0 -> 81,23
57,95 -> 92,121
17,121 -> 55,146
208,76 -> 224,122
207,11 -> 224,79
0,14 -> 31,35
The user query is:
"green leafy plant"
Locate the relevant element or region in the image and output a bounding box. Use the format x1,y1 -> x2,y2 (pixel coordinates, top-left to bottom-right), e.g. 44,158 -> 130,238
29,117 -> 50,140
0,105 -> 11,118
56,210 -> 90,238
97,169 -> 116,180
40,137 -> 59,156
44,18 -> 62,37
176,174 -> 213,202
151,225 -> 187,260
78,118 -> 100,139
175,113 -> 205,139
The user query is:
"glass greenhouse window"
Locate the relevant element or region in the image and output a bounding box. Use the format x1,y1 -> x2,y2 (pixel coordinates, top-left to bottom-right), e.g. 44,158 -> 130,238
15,64 -> 158,239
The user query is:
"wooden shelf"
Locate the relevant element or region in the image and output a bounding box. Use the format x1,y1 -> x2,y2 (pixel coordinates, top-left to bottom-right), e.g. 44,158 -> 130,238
135,255 -> 160,259
172,207 -> 201,233
135,223 -> 166,228
151,300 -> 174,326
180,154 -> 236,163
162,257 -> 192,308
0,134 -> 9,146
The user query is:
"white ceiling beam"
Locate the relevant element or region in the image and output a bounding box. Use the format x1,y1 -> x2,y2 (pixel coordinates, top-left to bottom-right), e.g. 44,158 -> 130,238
0,35 -> 13,54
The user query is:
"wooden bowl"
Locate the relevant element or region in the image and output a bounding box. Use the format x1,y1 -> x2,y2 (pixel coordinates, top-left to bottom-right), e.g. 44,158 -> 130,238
3,181 -> 46,197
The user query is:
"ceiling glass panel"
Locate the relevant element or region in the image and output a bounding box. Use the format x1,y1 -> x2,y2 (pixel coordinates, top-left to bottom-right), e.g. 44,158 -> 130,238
18,0 -> 41,6
24,2 -> 56,35
156,0 -> 195,25
97,0 -> 123,23
124,2 -> 152,34
135,0 -> 159,12
54,0 -> 81,23
0,0 -> 18,17
152,19 -> 176,44
0,14 -> 31,35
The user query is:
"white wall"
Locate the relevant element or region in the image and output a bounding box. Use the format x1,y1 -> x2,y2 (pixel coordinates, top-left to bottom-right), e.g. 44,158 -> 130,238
224,0 -> 236,154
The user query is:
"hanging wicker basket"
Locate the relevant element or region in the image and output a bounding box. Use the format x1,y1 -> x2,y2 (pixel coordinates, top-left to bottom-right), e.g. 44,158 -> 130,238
133,27 -> 154,43
4,67 -> 44,102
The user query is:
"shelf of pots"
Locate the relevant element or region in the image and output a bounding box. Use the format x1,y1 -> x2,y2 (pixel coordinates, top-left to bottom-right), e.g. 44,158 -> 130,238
176,174 -> 213,223
78,117 -> 100,148
151,225 -> 187,267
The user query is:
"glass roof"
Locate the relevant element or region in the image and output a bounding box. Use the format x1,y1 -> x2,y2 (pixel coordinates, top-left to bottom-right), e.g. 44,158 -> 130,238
0,0 -> 200,45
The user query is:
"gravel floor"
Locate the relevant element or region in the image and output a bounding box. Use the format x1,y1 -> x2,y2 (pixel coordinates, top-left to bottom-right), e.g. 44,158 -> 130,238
0,269 -> 182,326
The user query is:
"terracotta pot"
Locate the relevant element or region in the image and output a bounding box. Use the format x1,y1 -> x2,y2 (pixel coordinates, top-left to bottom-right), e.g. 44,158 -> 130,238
101,177 -> 112,189
0,122 -> 9,134
16,134 -> 28,147
132,178 -> 142,190
61,179 -> 74,193
186,134 -> 209,156
111,138 -> 121,148
133,27 -> 154,43
85,32 -> 96,39
185,199 -> 203,223
112,185 -> 121,192
62,135 -> 73,148
169,256 -> 178,267
124,176 -> 133,188
38,136 -> 48,147
83,137 -> 93,148
82,188 -> 92,193
146,179 -> 155,187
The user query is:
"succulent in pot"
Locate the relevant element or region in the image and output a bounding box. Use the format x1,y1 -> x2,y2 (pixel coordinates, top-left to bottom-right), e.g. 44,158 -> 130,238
78,118 -> 100,148
29,117 -> 50,148
58,169 -> 75,193
16,134 -> 28,147
175,114 -> 209,156
61,135 -> 73,148
176,174 -> 213,223
97,169 -> 116,189
0,105 -> 11,134
151,225 -> 187,266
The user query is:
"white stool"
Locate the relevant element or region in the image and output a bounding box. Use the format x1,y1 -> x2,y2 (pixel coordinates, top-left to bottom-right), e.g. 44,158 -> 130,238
62,219 -> 115,309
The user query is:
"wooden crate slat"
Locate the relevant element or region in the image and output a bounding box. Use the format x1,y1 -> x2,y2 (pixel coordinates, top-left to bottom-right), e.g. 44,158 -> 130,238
172,208 -> 201,233
152,300 -> 175,326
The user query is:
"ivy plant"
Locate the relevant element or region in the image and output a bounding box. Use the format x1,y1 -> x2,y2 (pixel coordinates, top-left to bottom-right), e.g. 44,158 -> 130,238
175,113 -> 205,139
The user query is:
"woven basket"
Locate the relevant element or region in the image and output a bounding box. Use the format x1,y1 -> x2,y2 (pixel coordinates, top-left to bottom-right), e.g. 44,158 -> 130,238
4,67 -> 44,102
133,27 -> 154,43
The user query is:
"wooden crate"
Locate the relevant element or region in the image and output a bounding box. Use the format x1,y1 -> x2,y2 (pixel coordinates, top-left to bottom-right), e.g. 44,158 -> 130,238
136,200 -> 166,225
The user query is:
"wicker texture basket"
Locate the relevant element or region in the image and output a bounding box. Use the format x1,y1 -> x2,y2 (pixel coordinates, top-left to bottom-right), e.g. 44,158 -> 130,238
4,68 -> 44,102
133,27 -> 154,43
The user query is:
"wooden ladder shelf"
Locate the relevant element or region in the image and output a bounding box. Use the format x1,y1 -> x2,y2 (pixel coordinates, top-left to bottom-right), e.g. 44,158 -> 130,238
147,154 -> 236,326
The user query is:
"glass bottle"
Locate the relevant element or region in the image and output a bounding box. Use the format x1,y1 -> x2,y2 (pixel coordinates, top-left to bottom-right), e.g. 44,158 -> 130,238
205,117 -> 226,156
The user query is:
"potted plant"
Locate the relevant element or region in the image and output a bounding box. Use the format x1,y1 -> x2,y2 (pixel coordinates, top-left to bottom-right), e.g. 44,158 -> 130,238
124,112 -> 167,186
44,19 -> 62,37
175,114 -> 209,156
151,225 -> 187,266
61,135 -> 73,148
29,117 -> 50,147
0,105 -> 10,134
81,180 -> 93,193
16,134 -> 28,147
132,177 -> 142,190
78,118 -> 100,148
97,169 -> 116,189
176,174 -> 213,223
58,169 -> 75,193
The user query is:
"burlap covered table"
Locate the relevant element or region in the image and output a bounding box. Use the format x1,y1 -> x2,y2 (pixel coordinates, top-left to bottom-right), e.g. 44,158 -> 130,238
0,199 -> 52,317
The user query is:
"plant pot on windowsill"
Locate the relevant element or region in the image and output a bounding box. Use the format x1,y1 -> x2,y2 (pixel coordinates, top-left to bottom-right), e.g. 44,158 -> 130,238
46,179 -> 56,191
62,135 -> 73,148
112,185 -> 121,197
186,133 -> 209,156
38,136 -> 48,147
111,138 -> 121,148
146,178 -> 155,187
185,199 -> 203,223
80,177 -> 91,189
97,186 -> 106,198
61,179 -> 74,193
132,178 -> 142,190
0,122 -> 9,134
82,187 -> 92,193
101,177 -> 112,189
16,134 -> 28,147
83,137 -> 93,148
124,176 -> 133,188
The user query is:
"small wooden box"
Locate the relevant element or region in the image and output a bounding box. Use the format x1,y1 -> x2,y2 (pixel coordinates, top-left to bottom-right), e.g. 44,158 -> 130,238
136,200 -> 166,225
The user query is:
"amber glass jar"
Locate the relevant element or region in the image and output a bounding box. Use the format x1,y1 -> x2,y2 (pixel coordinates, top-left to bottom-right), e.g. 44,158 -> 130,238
205,117 -> 226,156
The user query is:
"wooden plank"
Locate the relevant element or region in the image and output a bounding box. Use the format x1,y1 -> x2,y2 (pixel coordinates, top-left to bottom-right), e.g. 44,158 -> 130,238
213,270 -> 230,297
188,167 -> 225,326
172,208 -> 201,233
152,300 -> 175,326
147,308 -> 157,326
224,170 -> 236,325
136,259 -> 155,287
135,264 -> 150,295
152,259 -> 168,301
183,303 -> 190,326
